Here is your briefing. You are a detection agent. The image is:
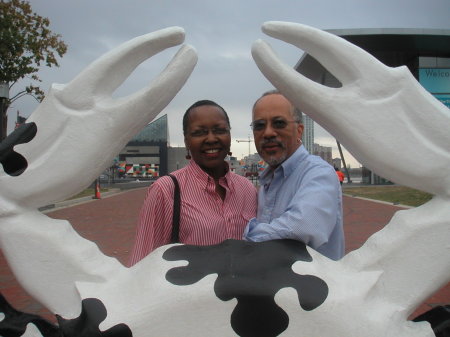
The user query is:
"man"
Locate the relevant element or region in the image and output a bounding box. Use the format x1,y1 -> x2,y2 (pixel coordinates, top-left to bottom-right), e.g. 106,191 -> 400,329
243,90 -> 345,260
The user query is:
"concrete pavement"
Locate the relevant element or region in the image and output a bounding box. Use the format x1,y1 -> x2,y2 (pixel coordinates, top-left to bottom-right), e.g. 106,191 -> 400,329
1,187 -> 448,324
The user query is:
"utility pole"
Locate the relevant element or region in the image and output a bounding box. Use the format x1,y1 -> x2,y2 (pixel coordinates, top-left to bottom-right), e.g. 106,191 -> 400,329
236,135 -> 253,158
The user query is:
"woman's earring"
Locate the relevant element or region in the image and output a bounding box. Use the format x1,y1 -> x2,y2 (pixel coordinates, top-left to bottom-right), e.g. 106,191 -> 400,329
185,150 -> 191,160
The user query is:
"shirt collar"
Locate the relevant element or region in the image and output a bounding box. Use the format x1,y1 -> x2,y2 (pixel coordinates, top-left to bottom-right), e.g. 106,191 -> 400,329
259,145 -> 307,184
186,160 -> 231,189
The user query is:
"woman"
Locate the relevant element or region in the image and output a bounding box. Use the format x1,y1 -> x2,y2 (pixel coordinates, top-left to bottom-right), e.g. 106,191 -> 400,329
129,100 -> 257,265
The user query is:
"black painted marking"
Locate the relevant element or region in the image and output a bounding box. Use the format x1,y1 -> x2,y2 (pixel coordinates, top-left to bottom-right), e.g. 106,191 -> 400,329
0,292 -> 60,337
57,298 -> 133,337
0,122 -> 37,176
0,294 -> 132,337
163,239 -> 328,337
413,305 -> 450,337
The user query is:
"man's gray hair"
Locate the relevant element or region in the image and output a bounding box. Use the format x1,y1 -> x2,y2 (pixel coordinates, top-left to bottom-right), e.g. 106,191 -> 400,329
253,89 -> 303,123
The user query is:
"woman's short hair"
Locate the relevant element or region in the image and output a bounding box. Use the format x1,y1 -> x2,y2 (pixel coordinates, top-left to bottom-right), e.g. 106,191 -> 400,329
183,100 -> 230,135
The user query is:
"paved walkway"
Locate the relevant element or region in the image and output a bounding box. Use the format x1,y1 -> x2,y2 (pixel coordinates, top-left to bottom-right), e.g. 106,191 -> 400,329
1,188 -> 448,324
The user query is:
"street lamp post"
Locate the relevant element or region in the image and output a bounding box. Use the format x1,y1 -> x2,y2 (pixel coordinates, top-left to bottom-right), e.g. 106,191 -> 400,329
0,83 -> 9,141
336,140 -> 352,184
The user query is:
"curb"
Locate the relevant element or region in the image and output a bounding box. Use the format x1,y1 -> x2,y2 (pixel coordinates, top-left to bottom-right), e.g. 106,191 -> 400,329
342,193 -> 413,209
39,188 -> 123,213
39,182 -> 153,213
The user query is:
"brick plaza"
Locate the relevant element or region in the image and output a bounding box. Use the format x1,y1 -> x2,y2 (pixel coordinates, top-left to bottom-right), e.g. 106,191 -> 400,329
1,187 -> 448,324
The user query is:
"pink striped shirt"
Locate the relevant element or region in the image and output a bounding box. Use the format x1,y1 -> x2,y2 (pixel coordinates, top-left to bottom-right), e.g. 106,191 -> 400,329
129,161 -> 257,266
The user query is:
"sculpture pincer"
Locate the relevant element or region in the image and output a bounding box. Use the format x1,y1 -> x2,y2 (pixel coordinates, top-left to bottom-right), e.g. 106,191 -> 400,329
0,23 -> 448,337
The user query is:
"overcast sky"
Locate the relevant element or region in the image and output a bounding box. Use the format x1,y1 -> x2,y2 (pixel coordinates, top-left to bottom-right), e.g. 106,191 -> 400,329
8,0 -> 450,167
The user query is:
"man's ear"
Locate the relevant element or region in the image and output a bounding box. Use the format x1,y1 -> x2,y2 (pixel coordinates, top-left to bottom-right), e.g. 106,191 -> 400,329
297,123 -> 304,139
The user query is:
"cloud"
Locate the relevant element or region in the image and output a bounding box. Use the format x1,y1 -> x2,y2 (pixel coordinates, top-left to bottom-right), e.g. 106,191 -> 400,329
6,0 -> 449,167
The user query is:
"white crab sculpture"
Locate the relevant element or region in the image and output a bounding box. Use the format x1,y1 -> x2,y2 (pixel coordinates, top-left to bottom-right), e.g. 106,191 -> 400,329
0,22 -> 449,337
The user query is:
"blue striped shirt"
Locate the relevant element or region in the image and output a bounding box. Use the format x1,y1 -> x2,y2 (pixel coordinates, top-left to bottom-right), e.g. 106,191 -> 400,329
244,146 -> 344,260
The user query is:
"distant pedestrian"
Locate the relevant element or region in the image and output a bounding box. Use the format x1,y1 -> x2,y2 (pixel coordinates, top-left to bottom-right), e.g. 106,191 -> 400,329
335,167 -> 345,185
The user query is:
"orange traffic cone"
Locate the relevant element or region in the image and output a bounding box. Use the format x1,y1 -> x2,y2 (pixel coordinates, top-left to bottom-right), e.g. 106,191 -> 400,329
94,180 -> 101,199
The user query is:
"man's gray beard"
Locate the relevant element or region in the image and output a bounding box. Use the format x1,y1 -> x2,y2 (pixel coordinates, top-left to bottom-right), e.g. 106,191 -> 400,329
258,139 -> 287,167
264,153 -> 287,168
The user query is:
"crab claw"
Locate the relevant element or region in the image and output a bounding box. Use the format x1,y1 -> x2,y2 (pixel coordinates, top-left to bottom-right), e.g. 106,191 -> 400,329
0,27 -> 197,209
252,21 -> 450,197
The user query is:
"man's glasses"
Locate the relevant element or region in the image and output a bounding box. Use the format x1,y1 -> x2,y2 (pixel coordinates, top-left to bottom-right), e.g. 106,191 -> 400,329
250,118 -> 299,131
189,127 -> 231,138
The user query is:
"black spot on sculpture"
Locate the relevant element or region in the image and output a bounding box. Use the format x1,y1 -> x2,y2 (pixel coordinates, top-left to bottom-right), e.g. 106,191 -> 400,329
163,239 -> 328,337
1,23 -> 449,337
0,294 -> 132,337
57,298 -> 133,337
413,305 -> 450,337
0,292 -> 59,337
0,122 -> 37,176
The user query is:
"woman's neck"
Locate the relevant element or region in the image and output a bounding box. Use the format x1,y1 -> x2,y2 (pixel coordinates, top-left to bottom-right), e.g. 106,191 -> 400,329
204,163 -> 228,181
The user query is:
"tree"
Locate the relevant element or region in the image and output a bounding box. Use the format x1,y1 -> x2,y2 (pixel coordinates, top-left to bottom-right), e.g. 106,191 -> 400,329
0,0 -> 67,140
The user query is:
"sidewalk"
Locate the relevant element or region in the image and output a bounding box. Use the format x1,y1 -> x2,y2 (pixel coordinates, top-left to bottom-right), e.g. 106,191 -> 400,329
0,188 -> 448,323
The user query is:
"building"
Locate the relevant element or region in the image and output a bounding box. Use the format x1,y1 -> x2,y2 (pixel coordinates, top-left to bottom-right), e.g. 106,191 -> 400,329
227,156 -> 240,173
237,153 -> 265,177
167,146 -> 190,173
332,158 -> 342,170
295,28 -> 450,183
118,114 -> 169,177
119,117 -> 248,177
295,28 -> 450,95
313,143 -> 332,165
301,114 -> 314,154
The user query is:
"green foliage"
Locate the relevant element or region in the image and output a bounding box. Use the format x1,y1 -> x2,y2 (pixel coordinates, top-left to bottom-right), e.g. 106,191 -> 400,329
0,0 -> 67,103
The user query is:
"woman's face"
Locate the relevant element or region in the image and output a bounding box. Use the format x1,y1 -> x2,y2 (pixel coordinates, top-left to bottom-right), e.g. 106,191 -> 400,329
184,105 -> 231,177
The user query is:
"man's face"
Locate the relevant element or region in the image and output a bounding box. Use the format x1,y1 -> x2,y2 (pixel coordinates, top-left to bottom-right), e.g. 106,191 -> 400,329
252,94 -> 304,167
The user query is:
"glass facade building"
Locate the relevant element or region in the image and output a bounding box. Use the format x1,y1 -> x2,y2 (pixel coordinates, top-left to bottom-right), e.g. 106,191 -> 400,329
118,114 -> 169,177
128,114 -> 169,144
295,28 -> 450,184
302,114 -> 314,154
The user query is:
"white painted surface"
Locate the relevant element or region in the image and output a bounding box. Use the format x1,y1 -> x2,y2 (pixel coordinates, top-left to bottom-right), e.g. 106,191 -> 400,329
1,23 -> 448,337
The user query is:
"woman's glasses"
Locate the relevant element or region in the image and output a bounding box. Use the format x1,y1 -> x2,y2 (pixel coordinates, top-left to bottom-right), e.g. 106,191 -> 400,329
189,127 -> 231,138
